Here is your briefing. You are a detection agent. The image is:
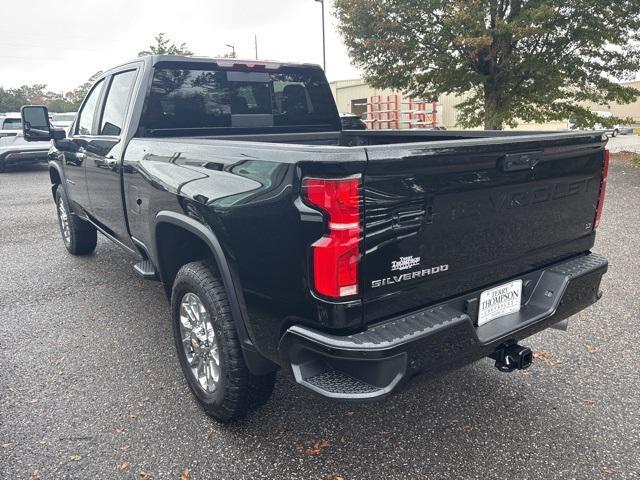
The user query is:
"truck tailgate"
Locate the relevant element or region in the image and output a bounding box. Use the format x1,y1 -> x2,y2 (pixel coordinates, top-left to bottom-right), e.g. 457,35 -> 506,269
362,134 -> 607,324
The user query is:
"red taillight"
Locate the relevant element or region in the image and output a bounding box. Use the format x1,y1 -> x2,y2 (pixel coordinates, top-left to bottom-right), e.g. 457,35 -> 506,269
594,149 -> 609,229
303,176 -> 361,298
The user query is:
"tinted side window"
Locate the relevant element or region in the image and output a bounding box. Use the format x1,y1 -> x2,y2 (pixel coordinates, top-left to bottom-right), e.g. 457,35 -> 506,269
2,118 -> 22,130
100,70 -> 137,136
77,80 -> 104,135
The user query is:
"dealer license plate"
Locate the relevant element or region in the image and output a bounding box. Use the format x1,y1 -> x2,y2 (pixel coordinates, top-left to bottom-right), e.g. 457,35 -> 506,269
477,280 -> 523,326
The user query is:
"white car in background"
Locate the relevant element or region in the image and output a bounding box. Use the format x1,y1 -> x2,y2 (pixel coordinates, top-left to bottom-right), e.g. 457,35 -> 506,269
0,112 -> 24,138
568,110 -> 633,137
0,113 -> 50,173
50,112 -> 76,129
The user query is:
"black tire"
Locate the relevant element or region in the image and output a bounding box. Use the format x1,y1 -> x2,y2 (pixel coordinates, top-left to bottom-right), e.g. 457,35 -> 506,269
54,186 -> 97,255
171,261 -> 276,422
612,129 -> 619,137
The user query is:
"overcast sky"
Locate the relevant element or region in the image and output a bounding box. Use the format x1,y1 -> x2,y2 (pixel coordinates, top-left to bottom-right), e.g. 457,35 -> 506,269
0,0 -> 361,92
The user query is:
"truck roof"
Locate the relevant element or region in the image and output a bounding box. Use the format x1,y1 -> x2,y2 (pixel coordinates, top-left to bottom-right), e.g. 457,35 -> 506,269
105,55 -> 323,76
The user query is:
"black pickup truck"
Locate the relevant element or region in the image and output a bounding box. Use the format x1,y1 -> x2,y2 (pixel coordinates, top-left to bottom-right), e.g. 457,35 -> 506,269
21,55 -> 609,422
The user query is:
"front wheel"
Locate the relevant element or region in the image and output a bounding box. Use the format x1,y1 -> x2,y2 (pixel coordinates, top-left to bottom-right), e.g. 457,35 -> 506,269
171,261 -> 276,422
612,129 -> 619,137
55,187 -> 97,255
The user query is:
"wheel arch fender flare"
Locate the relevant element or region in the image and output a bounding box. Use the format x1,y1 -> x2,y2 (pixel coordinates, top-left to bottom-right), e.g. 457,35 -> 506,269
153,210 -> 277,374
48,161 -> 65,198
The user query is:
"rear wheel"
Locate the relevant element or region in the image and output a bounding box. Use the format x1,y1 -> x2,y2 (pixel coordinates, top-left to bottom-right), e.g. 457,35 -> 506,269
171,261 -> 276,422
55,187 -> 97,255
612,129 -> 619,137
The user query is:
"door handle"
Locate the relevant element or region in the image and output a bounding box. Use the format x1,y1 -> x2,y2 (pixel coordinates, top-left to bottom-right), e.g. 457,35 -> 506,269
105,156 -> 119,169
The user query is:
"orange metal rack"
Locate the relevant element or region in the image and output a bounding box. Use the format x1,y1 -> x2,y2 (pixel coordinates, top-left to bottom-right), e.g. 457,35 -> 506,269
360,95 -> 439,130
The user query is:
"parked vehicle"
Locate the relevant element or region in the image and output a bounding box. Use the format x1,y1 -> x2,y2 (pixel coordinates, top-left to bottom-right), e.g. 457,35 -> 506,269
339,112 -> 367,130
1,112 -> 23,138
0,113 -> 50,173
21,55 -> 609,422
50,112 -> 77,129
568,111 -> 633,137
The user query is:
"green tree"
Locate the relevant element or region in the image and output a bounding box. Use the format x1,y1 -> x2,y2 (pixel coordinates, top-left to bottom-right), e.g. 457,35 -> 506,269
0,73 -> 103,114
47,98 -> 78,113
0,87 -> 26,112
12,84 -> 48,103
0,84 -> 50,112
138,33 -> 194,57
67,71 -> 104,106
334,0 -> 640,129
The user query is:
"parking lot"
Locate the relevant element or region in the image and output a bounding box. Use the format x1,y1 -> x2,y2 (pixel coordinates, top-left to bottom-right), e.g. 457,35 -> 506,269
607,134 -> 640,153
1,154 -> 639,480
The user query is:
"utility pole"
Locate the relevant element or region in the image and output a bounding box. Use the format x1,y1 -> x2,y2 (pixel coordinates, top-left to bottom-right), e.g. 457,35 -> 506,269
314,0 -> 326,73
254,35 -> 258,60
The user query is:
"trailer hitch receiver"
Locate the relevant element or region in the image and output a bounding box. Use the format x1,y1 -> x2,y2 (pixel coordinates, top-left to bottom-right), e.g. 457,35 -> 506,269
490,344 -> 533,373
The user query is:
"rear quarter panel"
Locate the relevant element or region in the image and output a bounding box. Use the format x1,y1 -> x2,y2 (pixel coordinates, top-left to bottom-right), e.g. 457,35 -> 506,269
122,137 -> 367,360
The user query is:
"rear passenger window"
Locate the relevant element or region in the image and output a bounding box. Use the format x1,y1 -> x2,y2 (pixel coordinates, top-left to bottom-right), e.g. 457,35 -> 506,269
100,70 -> 138,136
76,79 -> 105,135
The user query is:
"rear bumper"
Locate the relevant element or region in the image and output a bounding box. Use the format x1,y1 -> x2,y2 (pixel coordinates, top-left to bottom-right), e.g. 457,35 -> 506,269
0,148 -> 49,165
279,252 -> 608,400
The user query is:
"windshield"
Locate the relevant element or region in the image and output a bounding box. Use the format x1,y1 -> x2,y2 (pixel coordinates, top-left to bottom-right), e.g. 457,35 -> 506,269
52,114 -> 76,122
2,118 -> 22,130
140,63 -> 340,135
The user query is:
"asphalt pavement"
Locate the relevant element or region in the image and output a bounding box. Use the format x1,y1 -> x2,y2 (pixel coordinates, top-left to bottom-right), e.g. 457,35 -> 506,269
606,134 -> 640,153
1,156 -> 639,480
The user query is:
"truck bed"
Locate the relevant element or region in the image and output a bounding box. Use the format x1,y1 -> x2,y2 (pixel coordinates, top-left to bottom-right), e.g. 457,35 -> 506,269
124,129 -> 606,334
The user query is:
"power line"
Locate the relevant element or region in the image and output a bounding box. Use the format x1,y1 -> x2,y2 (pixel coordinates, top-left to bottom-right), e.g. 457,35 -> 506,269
0,29 -> 114,42
0,41 -> 108,53
0,54 -> 61,61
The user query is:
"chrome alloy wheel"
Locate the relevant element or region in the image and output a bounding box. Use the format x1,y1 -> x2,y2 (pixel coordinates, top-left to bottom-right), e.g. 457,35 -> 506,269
58,196 -> 71,245
179,293 -> 221,393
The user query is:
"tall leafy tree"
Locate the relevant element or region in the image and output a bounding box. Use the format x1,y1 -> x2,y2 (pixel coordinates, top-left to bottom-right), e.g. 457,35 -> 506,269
68,71 -> 104,105
0,84 -> 51,112
0,87 -> 27,112
0,74 -> 101,113
334,0 -> 640,129
138,33 -> 194,57
47,97 -> 77,113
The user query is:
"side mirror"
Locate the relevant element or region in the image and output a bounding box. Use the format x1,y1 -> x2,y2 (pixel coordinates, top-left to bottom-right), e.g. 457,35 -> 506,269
21,105 -> 52,141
